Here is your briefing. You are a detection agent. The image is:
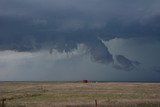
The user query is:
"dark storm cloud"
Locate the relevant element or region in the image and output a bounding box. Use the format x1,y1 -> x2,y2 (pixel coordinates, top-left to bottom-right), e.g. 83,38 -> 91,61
113,55 -> 140,71
0,0 -> 160,71
151,66 -> 160,72
1,0 -> 160,35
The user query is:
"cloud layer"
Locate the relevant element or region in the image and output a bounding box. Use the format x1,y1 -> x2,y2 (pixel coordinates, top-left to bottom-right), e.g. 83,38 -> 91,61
0,0 -> 160,81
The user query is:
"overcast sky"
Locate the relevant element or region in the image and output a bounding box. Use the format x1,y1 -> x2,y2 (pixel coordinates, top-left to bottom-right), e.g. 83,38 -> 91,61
0,0 -> 160,81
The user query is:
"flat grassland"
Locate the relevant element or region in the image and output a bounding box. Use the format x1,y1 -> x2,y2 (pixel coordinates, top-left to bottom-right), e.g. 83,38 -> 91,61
0,82 -> 160,107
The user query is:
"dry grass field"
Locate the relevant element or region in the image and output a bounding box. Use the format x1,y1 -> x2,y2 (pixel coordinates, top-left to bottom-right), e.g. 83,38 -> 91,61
0,82 -> 160,107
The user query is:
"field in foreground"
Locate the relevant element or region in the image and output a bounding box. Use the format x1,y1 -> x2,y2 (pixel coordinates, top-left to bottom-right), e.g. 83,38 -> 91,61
0,82 -> 160,107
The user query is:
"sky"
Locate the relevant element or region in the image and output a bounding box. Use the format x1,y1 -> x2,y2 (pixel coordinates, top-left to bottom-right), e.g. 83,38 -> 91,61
0,0 -> 160,81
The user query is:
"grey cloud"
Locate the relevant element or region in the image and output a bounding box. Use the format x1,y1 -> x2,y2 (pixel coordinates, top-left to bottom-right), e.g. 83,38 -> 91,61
1,0 -> 160,35
113,55 -> 140,71
104,37 -> 160,73
0,0 -> 160,73
151,66 -> 160,72
105,37 -> 160,67
0,50 -> 159,81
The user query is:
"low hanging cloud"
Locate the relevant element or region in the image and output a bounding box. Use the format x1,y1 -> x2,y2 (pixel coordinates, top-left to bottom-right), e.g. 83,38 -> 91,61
113,55 -> 140,71
104,37 -> 160,73
0,44 -> 159,81
0,35 -> 139,71
0,46 -> 114,81
0,0 -> 160,81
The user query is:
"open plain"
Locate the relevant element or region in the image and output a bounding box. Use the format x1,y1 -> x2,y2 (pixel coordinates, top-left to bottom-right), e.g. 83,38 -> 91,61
0,82 -> 160,107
